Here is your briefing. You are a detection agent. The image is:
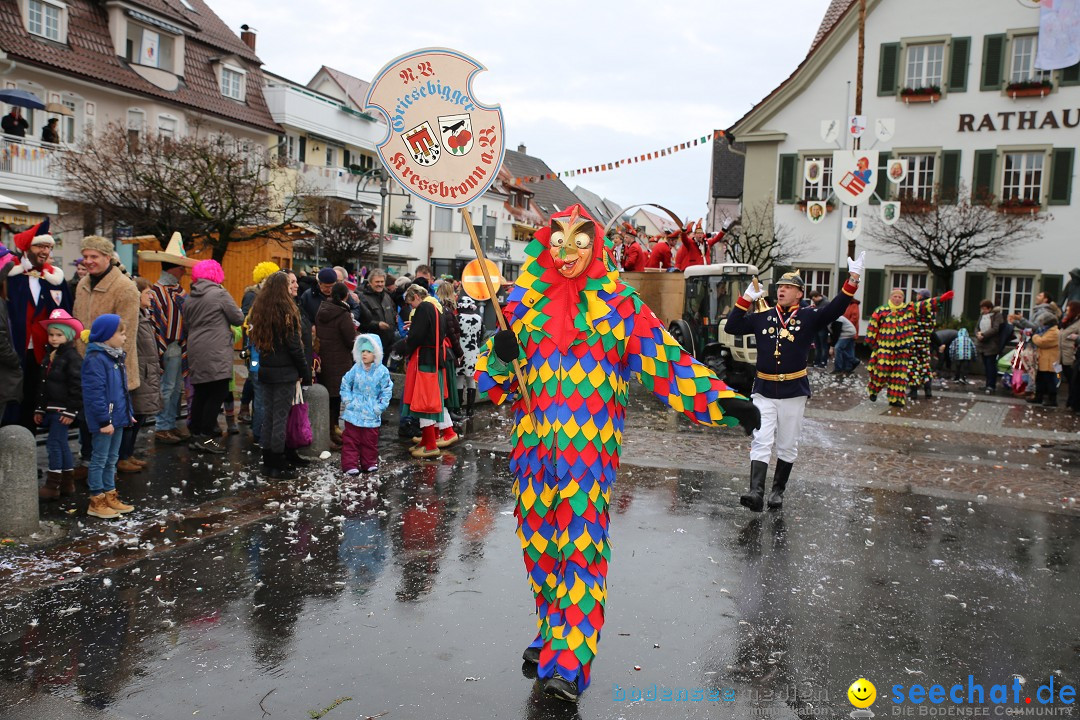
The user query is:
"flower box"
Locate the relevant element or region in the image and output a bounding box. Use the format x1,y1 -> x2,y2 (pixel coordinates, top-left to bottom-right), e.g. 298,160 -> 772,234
998,204 -> 1041,215
1007,86 -> 1051,99
900,86 -> 942,104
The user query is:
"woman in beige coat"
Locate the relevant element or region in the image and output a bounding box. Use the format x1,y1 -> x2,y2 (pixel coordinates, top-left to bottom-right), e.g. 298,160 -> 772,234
73,236 -> 141,390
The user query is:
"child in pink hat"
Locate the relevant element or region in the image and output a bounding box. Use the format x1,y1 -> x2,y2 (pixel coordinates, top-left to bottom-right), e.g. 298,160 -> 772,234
34,309 -> 84,500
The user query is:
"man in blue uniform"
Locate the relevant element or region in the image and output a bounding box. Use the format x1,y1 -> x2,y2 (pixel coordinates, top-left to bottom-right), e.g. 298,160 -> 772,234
724,252 -> 865,511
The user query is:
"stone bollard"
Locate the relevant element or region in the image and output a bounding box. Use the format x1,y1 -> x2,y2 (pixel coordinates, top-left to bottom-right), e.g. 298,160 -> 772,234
0,425 -> 40,537
305,383 -> 330,455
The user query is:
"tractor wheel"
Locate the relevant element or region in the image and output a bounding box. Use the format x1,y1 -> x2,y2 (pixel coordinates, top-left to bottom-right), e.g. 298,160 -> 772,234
669,320 -> 696,357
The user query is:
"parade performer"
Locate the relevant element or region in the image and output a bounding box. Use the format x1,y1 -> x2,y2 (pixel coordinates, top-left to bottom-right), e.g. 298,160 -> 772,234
724,256 -> 865,512
908,288 -> 936,399
620,224 -> 646,272
476,204 -> 760,703
674,220 -> 704,271
866,287 -> 953,407
645,230 -> 673,269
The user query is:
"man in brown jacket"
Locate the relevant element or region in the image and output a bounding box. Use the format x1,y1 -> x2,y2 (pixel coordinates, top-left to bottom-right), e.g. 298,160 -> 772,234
974,300 -> 1004,395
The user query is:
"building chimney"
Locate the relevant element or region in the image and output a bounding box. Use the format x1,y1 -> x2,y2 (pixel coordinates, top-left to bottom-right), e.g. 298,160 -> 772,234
517,143 -> 527,154
240,24 -> 256,51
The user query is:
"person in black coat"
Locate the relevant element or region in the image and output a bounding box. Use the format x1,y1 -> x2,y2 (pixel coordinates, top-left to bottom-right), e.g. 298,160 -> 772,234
34,310 -> 84,499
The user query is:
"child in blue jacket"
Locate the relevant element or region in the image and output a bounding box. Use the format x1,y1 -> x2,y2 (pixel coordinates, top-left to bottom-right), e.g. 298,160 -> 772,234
339,334 -> 392,474
82,314 -> 136,519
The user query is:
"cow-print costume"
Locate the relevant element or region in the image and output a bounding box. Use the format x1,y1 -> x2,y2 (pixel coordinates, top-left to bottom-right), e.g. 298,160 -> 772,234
457,294 -> 484,387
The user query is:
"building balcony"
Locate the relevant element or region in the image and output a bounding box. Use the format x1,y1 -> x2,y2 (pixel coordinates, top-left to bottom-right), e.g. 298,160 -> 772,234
290,161 -> 385,203
263,83 -> 383,152
0,136 -> 65,197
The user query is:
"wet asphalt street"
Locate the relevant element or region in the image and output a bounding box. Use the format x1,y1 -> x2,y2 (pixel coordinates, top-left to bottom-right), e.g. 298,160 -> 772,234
1,375 -> 1079,720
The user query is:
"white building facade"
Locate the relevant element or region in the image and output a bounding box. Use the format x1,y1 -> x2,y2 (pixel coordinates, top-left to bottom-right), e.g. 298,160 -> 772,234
731,0 -> 1078,322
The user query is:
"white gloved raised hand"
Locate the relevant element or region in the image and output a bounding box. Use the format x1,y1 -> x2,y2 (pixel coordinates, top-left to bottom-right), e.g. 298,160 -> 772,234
722,217 -> 737,231
744,283 -> 766,302
847,250 -> 866,278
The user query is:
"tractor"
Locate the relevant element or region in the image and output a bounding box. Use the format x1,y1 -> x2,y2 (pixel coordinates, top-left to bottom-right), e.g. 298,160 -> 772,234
622,263 -> 761,394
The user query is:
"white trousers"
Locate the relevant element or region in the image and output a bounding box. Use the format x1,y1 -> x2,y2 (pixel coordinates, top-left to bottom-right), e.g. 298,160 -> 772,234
749,394 -> 808,464
419,409 -> 453,430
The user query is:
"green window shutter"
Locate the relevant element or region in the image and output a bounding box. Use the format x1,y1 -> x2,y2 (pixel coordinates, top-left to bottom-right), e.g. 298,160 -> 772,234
863,269 -> 885,319
1042,274 -> 1064,303
948,37 -> 971,92
1060,62 -> 1080,86
872,151 -> 891,204
777,154 -> 798,203
972,149 -> 997,202
964,271 -> 987,322
939,150 -> 962,204
980,34 -> 1007,91
878,43 -> 901,96
1049,148 -> 1075,206
298,136 -> 306,162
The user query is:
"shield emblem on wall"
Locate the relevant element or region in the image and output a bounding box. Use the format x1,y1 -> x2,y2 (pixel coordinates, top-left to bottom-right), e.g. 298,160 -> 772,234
848,115 -> 867,139
805,159 -> 822,185
806,201 -> 827,224
402,122 -> 442,166
438,113 -> 473,156
832,150 -> 878,206
880,202 -> 901,226
842,216 -> 862,241
887,158 -> 907,184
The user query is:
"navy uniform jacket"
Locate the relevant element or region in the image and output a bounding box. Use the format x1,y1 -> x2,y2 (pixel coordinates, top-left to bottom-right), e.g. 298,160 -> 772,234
725,279 -> 858,399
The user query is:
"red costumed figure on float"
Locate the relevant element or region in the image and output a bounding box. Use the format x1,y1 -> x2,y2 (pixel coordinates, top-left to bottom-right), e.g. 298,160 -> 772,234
620,223 -> 646,272
475,204 -> 760,703
646,229 -> 674,269
674,219 -> 704,271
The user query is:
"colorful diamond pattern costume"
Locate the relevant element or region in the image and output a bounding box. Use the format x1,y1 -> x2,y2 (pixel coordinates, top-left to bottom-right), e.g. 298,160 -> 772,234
476,205 -> 743,695
866,296 -> 941,405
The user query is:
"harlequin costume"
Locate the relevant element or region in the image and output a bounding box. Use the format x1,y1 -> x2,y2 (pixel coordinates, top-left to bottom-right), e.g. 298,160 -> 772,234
908,289 -> 936,399
725,259 -> 863,512
475,204 -> 759,702
866,290 -> 953,407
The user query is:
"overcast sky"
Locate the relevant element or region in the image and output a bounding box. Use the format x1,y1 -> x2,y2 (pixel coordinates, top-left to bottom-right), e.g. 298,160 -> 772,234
217,0 -> 835,222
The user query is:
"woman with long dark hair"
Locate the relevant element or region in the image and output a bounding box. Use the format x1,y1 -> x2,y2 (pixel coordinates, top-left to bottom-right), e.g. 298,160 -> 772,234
248,272 -> 311,478
315,282 -> 356,448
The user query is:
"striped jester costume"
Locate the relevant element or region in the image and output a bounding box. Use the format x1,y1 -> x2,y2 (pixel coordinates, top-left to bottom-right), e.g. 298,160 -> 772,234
475,204 -> 753,698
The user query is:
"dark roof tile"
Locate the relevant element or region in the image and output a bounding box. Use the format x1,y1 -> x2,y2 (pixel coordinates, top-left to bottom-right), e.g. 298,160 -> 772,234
502,149 -> 583,221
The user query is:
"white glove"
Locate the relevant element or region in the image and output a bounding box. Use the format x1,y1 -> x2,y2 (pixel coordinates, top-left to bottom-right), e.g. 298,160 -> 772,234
744,284 -> 766,302
722,217 -> 736,231
847,250 -> 866,277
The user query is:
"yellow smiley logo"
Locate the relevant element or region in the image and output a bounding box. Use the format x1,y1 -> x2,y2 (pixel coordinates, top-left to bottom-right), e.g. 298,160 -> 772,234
848,678 -> 876,708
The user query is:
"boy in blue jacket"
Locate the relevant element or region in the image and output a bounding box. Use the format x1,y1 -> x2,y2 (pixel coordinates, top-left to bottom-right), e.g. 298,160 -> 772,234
339,334 -> 392,474
82,314 -> 136,518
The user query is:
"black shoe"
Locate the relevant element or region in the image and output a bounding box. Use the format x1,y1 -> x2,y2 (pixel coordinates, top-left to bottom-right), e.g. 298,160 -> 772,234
543,672 -> 579,703
284,447 -> 312,467
767,460 -> 794,510
260,449 -> 277,478
739,460 -> 768,513
522,646 -> 541,664
521,661 -> 538,680
868,393 -> 877,402
272,452 -> 298,480
191,437 -> 226,455
889,400 -> 903,407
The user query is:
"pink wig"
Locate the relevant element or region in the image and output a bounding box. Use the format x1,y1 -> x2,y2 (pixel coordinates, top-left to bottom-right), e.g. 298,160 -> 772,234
191,259 -> 224,284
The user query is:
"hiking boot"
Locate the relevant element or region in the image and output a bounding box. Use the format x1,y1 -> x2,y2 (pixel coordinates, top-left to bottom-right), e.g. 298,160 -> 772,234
116,458 -> 143,474
173,424 -> 191,440
60,470 -> 76,495
238,405 -> 251,424
190,437 -> 226,455
39,471 -> 63,500
87,493 -> 119,519
543,671 -> 579,703
226,417 -> 240,435
155,430 -> 182,445
522,646 -> 541,664
128,457 -> 148,468
104,490 -> 134,514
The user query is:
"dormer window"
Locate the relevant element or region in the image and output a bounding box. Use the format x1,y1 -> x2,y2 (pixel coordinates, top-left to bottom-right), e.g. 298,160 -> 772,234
126,23 -> 175,71
25,0 -> 67,43
220,65 -> 246,101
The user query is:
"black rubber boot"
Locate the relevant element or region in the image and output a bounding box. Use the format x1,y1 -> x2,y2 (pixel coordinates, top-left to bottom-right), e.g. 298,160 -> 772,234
260,449 -> 277,479
284,447 -> 311,467
767,460 -> 794,510
924,380 -> 933,399
273,452 -> 298,480
909,386 -> 919,399
466,388 -> 476,417
739,460 -> 768,512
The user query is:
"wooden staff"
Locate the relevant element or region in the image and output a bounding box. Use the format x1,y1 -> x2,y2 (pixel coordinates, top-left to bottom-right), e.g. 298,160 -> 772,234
460,207 -> 532,414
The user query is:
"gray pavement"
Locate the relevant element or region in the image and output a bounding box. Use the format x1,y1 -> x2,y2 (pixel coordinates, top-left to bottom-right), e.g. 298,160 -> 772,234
0,373 -> 1078,720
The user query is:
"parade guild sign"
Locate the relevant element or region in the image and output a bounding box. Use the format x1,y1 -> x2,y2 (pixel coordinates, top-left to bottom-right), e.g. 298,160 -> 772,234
366,48 -> 506,208
832,150 -> 879,206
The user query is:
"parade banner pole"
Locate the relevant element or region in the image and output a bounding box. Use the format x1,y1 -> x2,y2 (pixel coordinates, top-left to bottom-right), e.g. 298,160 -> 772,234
461,207 -> 532,414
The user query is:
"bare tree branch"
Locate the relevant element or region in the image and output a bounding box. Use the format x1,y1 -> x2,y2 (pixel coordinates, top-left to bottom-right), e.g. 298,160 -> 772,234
723,197 -> 810,276
300,197 -> 379,270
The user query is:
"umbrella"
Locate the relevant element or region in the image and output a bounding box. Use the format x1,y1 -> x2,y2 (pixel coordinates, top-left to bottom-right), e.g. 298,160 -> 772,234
44,101 -> 73,116
0,193 -> 29,212
0,88 -> 45,111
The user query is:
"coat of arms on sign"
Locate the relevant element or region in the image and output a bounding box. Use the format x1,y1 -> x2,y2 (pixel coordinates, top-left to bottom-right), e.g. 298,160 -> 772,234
438,114 -> 473,156
403,121 -> 442,166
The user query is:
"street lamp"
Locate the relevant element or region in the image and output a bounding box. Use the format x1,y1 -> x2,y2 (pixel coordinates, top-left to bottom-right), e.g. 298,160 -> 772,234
346,164 -> 417,273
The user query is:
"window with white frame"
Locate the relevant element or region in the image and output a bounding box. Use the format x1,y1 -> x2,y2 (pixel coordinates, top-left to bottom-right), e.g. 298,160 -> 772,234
1010,35 -> 1051,84
897,154 -> 937,201
157,116 -> 176,140
433,207 -> 456,232
325,146 -> 336,167
801,155 -> 833,201
993,274 -> 1035,316
125,23 -> 174,71
61,99 -> 76,142
905,43 -> 945,89
221,66 -> 245,101
804,269 -> 832,299
1002,152 -> 1044,203
126,109 -> 144,151
27,0 -> 63,42
890,271 -> 929,301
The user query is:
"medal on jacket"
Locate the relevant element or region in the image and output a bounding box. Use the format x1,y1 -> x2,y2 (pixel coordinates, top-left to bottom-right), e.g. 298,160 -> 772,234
774,306 -> 798,359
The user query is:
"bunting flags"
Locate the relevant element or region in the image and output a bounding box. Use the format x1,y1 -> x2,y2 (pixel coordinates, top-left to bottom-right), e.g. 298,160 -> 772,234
510,130 -> 723,185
